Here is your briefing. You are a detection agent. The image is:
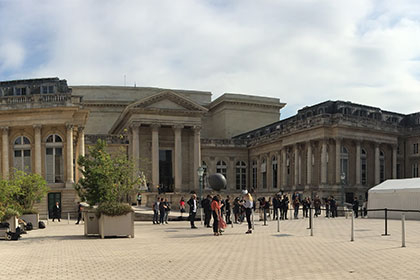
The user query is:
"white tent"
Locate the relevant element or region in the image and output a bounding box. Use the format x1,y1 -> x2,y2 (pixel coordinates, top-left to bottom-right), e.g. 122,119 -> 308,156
368,178 -> 420,220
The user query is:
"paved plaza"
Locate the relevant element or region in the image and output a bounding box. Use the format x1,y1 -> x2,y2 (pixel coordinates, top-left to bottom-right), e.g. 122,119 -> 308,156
1,215 -> 420,280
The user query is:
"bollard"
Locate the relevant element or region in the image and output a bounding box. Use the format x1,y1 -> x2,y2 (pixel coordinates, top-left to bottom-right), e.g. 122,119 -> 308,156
351,211 -> 354,242
402,213 -> 406,248
263,209 -> 267,226
277,208 -> 280,233
308,207 -> 312,229
310,210 -> 313,236
382,208 -> 390,236
67,212 -> 70,224
231,212 -> 234,228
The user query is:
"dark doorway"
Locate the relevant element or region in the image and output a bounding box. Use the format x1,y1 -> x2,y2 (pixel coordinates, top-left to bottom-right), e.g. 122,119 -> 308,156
48,192 -> 61,219
159,150 -> 173,192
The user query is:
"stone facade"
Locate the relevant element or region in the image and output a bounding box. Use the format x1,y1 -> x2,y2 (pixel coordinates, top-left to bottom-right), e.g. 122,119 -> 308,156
2,77 -> 420,214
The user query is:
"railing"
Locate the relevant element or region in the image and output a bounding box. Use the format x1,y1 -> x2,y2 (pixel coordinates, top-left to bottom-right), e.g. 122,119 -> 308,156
0,93 -> 73,106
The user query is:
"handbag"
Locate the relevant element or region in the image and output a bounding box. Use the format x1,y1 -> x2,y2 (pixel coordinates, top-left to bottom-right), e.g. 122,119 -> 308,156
218,216 -> 227,229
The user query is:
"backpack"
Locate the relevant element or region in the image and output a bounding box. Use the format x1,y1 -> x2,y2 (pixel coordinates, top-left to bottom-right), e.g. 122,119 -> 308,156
38,221 -> 46,229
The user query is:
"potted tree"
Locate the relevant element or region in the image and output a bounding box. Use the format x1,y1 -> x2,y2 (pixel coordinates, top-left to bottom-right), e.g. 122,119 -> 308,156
11,170 -> 48,230
0,179 -> 21,236
76,139 -> 144,238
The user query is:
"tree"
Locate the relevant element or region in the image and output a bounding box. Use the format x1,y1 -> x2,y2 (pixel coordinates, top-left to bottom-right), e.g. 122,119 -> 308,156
76,139 -> 145,208
11,170 -> 49,213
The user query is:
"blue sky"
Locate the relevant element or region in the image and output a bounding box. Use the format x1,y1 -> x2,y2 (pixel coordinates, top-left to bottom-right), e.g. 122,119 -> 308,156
1,0 -> 420,118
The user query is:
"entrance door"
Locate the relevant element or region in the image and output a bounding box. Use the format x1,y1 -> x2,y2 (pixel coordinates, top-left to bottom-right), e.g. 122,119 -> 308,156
159,150 -> 173,192
48,192 -> 61,219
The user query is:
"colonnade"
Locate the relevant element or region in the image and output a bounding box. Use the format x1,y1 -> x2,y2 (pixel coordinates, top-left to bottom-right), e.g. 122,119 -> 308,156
130,124 -> 201,191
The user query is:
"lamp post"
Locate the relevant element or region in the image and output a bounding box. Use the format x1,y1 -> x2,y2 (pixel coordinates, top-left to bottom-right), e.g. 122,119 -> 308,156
197,166 -> 204,225
340,172 -> 346,208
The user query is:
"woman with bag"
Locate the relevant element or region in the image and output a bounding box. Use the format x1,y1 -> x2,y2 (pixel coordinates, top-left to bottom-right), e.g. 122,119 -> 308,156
211,196 -> 221,236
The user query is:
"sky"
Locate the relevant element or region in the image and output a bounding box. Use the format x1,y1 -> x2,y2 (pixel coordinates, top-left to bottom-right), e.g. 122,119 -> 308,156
1,0 -> 420,118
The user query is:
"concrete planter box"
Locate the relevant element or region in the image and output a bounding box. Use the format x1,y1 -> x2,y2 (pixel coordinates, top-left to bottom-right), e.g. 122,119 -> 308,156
98,212 -> 134,239
83,210 -> 99,236
5,216 -> 18,233
21,214 -> 39,229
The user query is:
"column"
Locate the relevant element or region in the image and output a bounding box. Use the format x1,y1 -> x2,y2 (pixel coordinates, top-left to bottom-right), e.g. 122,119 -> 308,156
77,126 -> 85,179
267,154 -> 272,189
335,138 -> 341,184
151,124 -> 160,188
375,143 -> 380,185
193,126 -> 201,191
306,142 -> 312,185
33,125 -> 42,175
131,125 -> 140,169
321,140 -> 327,184
173,125 -> 183,192
276,151 -> 281,189
66,124 -> 74,185
392,144 -> 397,179
355,141 -> 361,185
294,145 -> 299,187
2,127 -> 9,178
281,148 -> 287,187
298,148 -> 302,185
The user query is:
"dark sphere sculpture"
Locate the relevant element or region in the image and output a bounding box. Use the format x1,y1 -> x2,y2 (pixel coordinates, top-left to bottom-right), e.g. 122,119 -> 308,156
207,173 -> 227,191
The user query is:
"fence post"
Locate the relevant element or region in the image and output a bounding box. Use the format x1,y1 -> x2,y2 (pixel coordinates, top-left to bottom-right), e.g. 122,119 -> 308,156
402,213 -> 406,248
382,208 -> 390,236
277,208 -> 280,233
67,212 -> 70,224
351,211 -> 354,242
310,209 -> 313,236
308,207 -> 312,229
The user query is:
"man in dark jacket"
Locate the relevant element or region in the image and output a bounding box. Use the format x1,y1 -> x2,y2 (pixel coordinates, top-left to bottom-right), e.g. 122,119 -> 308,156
52,202 -> 61,222
202,195 -> 212,227
187,193 -> 198,229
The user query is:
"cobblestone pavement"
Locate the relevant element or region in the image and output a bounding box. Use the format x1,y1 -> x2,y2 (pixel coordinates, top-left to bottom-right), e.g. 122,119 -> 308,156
1,216 -> 420,280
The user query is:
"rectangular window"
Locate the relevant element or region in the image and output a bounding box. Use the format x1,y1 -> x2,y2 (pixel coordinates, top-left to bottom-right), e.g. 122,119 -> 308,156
42,85 -> 55,94
414,143 -> 419,154
15,87 -> 27,95
272,164 -> 278,188
412,163 -> 418,178
262,172 -> 267,188
252,167 -> 257,189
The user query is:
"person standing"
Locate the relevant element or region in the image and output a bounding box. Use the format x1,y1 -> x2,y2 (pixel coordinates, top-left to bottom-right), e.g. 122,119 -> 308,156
52,201 -> 61,222
352,197 -> 359,218
330,196 -> 337,218
75,202 -> 83,224
164,198 -> 170,224
202,195 -> 212,228
159,198 -> 166,224
314,196 -> 321,217
179,197 -> 186,218
225,195 -> 232,224
152,197 -> 160,224
272,194 -> 280,220
187,193 -> 198,229
211,196 -> 221,236
137,193 -> 142,206
293,197 -> 300,219
243,190 -> 254,234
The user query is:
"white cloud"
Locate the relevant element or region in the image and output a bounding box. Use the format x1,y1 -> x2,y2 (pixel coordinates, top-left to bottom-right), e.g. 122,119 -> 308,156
0,0 -> 420,117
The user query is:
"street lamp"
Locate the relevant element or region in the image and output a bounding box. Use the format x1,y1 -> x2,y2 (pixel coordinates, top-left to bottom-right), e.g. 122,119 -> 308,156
197,166 -> 204,225
340,172 -> 346,208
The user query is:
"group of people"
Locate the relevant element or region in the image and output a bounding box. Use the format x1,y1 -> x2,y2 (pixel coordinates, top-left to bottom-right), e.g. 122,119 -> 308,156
152,197 -> 171,224
184,190 -> 254,235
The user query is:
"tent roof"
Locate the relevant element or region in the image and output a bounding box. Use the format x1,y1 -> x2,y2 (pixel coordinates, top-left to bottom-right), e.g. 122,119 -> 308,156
369,178 -> 420,193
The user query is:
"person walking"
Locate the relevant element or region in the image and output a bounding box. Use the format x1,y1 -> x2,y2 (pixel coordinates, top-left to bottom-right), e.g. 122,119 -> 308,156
75,202 -> 83,224
293,197 -> 300,219
272,194 -> 280,220
159,198 -> 166,224
187,192 -> 198,229
211,196 -> 221,236
225,195 -> 232,224
314,196 -> 321,217
243,190 -> 254,234
52,201 -> 61,222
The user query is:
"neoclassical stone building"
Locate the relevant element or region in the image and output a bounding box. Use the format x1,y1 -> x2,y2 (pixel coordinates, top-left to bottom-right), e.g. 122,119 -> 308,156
1,77 -> 419,215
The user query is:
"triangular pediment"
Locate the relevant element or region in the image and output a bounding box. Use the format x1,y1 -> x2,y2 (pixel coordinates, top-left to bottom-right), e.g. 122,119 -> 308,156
127,90 -> 208,112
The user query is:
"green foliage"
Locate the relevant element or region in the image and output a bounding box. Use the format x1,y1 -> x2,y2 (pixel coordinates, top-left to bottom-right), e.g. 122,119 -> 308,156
97,202 -> 133,216
11,170 -> 48,211
1,208 -> 21,221
0,177 -> 21,220
22,208 -> 39,214
76,139 -> 146,206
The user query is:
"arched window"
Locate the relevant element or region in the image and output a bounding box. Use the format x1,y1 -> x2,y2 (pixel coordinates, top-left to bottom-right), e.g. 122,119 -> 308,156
272,156 -> 278,189
216,160 -> 227,187
45,134 -> 63,183
202,161 -> 208,189
235,161 -> 247,190
340,146 -> 349,184
261,158 -> 267,188
14,136 -> 31,172
361,149 -> 367,185
252,160 -> 257,189
380,150 -> 385,182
